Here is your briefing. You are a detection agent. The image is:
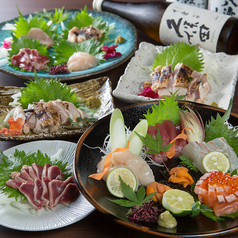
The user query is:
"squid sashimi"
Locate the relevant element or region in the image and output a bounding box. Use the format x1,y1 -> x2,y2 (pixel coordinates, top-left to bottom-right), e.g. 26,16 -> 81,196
194,170 -> 238,217
97,150 -> 155,186
146,120 -> 187,164
67,52 -> 99,71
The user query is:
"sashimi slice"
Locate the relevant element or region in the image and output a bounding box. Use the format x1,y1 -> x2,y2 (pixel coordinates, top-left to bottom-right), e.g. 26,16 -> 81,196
182,137 -> 238,174
195,170 -> 238,217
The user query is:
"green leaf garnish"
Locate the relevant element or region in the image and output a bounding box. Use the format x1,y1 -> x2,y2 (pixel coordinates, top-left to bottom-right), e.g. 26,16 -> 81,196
143,93 -> 180,126
152,42 -> 204,72
204,99 -> 238,156
51,38 -> 105,65
13,8 -> 58,41
34,7 -> 71,24
19,76 -> 79,109
190,200 -> 238,221
108,177 -> 156,207
135,131 -> 173,155
178,155 -> 199,172
0,149 -> 71,201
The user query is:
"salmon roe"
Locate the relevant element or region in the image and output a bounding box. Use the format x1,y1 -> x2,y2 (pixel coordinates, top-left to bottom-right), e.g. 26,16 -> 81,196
203,171 -> 238,192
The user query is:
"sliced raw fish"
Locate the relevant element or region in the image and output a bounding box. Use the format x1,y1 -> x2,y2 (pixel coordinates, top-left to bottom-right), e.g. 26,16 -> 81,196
182,137 -> 238,174
67,52 -> 99,71
26,27 -> 54,48
97,150 -> 155,186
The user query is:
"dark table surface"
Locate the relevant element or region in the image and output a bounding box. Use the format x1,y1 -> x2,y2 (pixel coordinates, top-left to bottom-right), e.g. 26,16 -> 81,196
1,0 -> 238,237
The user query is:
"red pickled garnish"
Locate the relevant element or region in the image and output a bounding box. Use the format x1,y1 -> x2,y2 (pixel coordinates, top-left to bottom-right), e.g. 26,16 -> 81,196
138,87 -> 159,99
101,45 -> 122,59
127,201 -> 160,224
49,64 -> 69,75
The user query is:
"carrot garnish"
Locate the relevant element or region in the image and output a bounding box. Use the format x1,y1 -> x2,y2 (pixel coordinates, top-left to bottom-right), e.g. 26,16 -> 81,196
166,127 -> 193,159
89,141 -> 130,180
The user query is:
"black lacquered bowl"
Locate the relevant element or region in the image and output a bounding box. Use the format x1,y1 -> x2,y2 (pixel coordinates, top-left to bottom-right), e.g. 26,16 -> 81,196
73,101 -> 238,237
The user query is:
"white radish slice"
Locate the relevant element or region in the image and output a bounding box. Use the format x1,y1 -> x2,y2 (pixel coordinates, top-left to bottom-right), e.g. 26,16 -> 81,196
109,109 -> 127,151
128,119 -> 148,155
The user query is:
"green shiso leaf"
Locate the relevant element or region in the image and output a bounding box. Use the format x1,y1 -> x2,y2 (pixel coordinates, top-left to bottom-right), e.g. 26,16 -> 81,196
61,6 -> 111,45
0,149 -> 71,201
13,8 -> 58,41
205,99 -> 238,157
152,42 -> 204,72
143,93 -> 180,126
8,35 -> 52,67
51,38 -> 105,65
34,7 -> 71,25
19,76 -> 79,109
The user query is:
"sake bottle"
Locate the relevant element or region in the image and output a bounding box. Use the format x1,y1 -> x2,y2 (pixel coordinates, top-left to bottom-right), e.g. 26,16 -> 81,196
166,0 -> 207,9
92,0 -> 238,55
208,0 -> 238,17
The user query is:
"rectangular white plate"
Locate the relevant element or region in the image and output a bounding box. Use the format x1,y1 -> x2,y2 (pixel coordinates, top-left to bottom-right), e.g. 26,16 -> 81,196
113,42 -> 238,110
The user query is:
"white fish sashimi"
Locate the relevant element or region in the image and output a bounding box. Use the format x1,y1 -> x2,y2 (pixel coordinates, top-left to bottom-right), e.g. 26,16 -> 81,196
97,150 -> 155,186
67,52 -> 99,71
212,137 -> 238,172
182,137 -> 238,174
182,141 -> 207,174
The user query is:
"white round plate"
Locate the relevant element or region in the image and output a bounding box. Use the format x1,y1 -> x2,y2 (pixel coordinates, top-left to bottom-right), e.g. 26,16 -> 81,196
0,140 -> 94,231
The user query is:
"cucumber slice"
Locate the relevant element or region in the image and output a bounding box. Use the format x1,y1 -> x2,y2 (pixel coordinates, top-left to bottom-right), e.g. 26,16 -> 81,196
128,119 -> 148,155
109,109 -> 127,151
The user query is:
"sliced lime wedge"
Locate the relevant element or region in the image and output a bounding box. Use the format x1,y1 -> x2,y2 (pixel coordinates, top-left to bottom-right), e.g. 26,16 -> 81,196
106,167 -> 137,198
162,189 -> 194,217
202,151 -> 230,173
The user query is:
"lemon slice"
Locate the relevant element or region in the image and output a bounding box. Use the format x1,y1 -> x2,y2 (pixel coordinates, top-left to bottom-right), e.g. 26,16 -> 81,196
162,189 -> 195,216
202,151 -> 230,173
106,167 -> 137,198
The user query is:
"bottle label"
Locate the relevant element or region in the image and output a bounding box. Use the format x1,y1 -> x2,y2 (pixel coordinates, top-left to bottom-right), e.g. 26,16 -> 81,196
159,2 -> 230,52
208,0 -> 238,16
166,0 -> 207,9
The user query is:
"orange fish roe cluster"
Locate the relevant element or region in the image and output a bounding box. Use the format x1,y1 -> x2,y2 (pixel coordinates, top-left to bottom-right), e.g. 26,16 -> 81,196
194,170 -> 238,217
0,117 -> 25,136
202,170 -> 238,193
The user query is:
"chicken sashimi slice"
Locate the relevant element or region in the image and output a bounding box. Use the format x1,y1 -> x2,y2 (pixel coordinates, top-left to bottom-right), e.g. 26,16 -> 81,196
26,27 -> 54,48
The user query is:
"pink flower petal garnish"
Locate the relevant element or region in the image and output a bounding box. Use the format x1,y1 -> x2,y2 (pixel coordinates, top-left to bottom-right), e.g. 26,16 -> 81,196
0,40 -> 12,49
101,44 -> 122,59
